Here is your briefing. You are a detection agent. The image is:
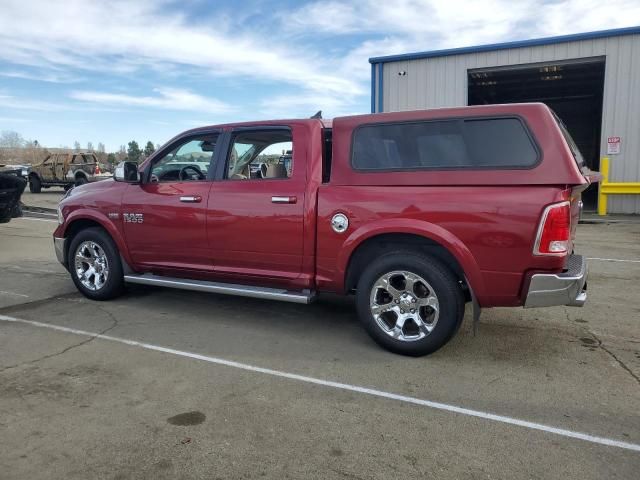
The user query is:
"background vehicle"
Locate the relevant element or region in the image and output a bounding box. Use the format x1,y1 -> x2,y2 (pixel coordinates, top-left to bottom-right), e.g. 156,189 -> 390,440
0,171 -> 27,222
0,164 -> 31,179
53,103 -> 593,356
28,152 -> 110,193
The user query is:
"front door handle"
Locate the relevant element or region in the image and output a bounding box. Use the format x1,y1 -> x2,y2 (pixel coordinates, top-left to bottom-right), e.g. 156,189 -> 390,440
271,196 -> 297,204
180,195 -> 202,203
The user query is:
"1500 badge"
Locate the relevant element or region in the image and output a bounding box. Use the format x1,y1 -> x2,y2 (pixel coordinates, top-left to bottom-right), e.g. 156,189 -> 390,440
123,213 -> 144,223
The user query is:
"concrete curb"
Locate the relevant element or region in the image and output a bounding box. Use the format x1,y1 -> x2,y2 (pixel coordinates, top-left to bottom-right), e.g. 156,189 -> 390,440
580,214 -> 640,225
23,204 -> 57,214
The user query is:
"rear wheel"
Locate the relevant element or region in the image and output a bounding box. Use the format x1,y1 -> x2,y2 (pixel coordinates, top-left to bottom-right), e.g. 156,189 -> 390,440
68,227 -> 124,300
75,175 -> 88,186
29,175 -> 41,193
355,251 -> 464,356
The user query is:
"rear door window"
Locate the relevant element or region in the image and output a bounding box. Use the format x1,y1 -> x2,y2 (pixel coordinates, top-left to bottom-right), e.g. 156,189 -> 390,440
225,130 -> 293,180
352,117 -> 539,171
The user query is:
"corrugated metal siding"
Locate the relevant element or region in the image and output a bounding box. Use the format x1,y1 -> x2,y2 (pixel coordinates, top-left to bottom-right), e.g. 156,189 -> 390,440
380,34 -> 640,214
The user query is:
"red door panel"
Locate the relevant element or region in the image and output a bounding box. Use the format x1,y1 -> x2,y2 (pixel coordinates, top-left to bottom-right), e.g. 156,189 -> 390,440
207,180 -> 305,280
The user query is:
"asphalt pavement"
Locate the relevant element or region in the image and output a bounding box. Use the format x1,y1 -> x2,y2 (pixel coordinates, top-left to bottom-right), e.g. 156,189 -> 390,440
0,215 -> 639,479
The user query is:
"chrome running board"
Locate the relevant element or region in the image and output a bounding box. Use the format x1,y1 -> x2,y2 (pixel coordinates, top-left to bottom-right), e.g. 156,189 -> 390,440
123,273 -> 316,304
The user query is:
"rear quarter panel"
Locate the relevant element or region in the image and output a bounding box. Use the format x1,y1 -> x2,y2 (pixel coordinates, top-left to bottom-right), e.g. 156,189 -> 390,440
316,185 -> 568,307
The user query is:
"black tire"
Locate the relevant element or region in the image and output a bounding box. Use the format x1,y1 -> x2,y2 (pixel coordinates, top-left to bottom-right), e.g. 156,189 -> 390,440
29,175 -> 41,193
355,251 -> 464,356
75,175 -> 88,186
11,201 -> 23,218
68,227 -> 124,301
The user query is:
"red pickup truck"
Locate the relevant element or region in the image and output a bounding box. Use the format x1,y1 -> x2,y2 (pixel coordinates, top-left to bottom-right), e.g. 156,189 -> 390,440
54,103 -> 592,356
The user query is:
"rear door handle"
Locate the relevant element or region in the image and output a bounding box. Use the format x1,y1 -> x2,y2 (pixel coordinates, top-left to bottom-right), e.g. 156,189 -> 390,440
271,196 -> 297,204
180,195 -> 202,203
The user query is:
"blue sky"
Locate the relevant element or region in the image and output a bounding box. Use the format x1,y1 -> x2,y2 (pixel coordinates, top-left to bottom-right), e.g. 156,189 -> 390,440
1,0 -> 639,151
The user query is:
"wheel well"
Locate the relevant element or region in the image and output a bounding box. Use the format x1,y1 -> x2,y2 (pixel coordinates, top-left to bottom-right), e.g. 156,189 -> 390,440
75,172 -> 87,179
64,219 -> 105,256
345,233 -> 469,298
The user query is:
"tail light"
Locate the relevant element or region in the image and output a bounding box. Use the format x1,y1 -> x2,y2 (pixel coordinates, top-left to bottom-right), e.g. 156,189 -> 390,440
94,164 -> 101,175
534,201 -> 571,256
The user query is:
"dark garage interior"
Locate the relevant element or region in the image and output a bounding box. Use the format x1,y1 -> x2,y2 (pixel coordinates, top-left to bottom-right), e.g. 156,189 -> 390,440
467,58 -> 605,210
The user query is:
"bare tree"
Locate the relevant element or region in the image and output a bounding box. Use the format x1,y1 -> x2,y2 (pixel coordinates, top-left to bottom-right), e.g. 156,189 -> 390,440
73,141 -> 81,152
0,130 -> 24,148
87,141 -> 94,152
95,142 -> 107,165
116,145 -> 127,162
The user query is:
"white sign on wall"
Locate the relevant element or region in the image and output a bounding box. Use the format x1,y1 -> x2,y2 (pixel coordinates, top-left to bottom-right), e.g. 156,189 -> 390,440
607,136 -> 621,155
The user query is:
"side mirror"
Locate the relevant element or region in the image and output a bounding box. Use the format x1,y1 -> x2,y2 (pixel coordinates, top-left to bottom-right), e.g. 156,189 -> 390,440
114,161 -> 140,183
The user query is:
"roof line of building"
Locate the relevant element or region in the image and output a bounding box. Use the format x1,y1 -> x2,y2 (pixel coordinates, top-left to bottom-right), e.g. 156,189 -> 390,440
368,25 -> 640,64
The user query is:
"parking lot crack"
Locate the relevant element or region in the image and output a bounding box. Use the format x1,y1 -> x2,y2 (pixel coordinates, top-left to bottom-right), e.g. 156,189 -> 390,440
0,306 -> 118,373
0,292 -> 80,315
597,341 -> 640,386
567,310 -> 640,387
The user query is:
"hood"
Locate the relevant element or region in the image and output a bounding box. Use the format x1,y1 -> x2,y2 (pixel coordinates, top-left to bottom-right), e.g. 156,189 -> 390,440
60,178 -> 125,205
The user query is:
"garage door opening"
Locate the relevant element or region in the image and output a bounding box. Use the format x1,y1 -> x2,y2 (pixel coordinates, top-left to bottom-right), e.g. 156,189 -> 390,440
467,58 -> 605,210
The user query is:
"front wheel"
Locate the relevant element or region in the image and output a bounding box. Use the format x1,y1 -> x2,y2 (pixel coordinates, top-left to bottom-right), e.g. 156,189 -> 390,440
29,175 -> 41,193
68,227 -> 124,300
355,251 -> 464,356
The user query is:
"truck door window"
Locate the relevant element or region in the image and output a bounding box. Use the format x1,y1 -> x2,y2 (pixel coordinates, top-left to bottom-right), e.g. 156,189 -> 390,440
226,130 -> 293,180
150,135 -> 218,182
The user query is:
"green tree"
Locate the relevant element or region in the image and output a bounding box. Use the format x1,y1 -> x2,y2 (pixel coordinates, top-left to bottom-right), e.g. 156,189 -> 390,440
143,140 -> 155,158
127,140 -> 142,163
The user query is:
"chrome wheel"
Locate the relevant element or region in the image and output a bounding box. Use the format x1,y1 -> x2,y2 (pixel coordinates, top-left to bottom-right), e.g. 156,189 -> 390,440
74,241 -> 109,291
369,270 -> 439,342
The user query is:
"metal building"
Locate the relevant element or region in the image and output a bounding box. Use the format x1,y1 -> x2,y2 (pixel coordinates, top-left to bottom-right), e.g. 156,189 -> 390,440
369,26 -> 640,213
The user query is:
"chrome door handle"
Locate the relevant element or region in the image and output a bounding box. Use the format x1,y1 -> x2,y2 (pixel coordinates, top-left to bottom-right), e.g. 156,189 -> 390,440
271,196 -> 297,204
180,195 -> 202,203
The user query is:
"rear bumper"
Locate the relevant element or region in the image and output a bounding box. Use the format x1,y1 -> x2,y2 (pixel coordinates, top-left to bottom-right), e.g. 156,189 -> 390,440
54,236 -> 67,267
524,254 -> 587,308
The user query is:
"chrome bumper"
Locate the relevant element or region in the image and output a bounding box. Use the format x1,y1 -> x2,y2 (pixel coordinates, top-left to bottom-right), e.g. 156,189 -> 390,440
524,254 -> 587,308
53,236 -> 66,266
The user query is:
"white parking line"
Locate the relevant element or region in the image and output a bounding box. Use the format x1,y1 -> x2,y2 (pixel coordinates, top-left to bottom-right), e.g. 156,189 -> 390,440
1,314 -> 639,453
587,257 -> 640,264
0,291 -> 29,298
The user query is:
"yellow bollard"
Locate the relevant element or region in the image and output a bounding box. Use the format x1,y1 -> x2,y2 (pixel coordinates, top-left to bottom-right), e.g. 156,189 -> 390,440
597,157 -> 609,216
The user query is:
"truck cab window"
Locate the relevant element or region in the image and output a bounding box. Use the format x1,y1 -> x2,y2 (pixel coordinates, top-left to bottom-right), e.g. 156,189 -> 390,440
226,130 -> 293,180
150,135 -> 218,183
